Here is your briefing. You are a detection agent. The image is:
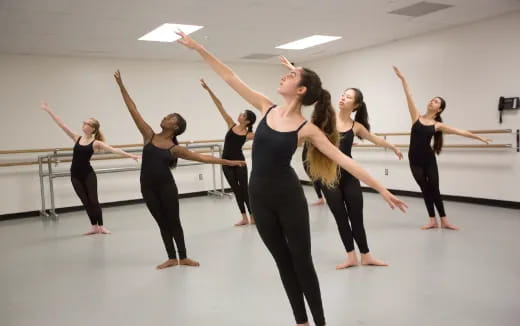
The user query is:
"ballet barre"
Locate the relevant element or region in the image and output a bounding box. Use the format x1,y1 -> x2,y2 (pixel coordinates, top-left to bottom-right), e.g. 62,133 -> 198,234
37,143 -> 229,219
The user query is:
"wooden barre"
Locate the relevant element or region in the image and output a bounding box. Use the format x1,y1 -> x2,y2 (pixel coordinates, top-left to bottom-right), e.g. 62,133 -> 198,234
375,129 -> 513,136
355,144 -> 511,149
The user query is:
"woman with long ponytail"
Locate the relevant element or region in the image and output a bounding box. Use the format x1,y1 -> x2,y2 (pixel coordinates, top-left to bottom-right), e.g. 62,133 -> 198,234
318,87 -> 403,269
200,78 -> 256,226
40,102 -> 140,235
178,32 -> 407,326
393,66 -> 491,230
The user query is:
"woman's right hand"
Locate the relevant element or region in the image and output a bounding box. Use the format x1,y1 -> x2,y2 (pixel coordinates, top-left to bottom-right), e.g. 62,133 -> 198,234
230,160 -> 246,167
40,101 -> 51,112
176,31 -> 203,50
114,70 -> 123,86
279,56 -> 295,70
393,66 -> 405,80
200,78 -> 209,90
381,189 -> 408,212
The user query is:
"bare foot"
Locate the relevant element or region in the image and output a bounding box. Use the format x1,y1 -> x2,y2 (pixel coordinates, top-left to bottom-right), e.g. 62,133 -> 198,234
440,218 -> 459,230
234,219 -> 249,227
179,258 -> 200,267
421,218 -> 439,230
361,253 -> 388,267
249,215 -> 255,225
98,226 -> 112,234
83,226 -> 99,236
311,198 -> 325,206
336,252 -> 359,269
156,259 -> 179,270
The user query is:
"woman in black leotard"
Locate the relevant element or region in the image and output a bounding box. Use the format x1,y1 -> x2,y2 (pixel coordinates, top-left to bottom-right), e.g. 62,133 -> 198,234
40,101 -> 139,235
178,33 -> 407,326
393,66 -> 491,230
301,142 -> 325,205
320,88 -> 403,269
114,71 -> 245,270
200,78 -> 257,226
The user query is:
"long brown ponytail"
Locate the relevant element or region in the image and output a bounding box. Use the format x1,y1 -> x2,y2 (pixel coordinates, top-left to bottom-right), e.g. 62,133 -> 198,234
433,97 -> 445,154
300,68 -> 339,187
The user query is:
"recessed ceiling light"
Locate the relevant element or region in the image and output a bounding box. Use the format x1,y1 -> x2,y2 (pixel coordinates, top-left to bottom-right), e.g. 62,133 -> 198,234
138,23 -> 203,43
276,35 -> 342,50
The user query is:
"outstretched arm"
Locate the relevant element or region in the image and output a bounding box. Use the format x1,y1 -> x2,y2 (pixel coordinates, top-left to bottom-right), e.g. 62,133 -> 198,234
279,56 -> 296,70
355,124 -> 403,160
200,79 -> 234,128
176,31 -> 273,114
114,70 -> 154,142
302,123 -> 407,212
40,101 -> 79,142
172,146 -> 245,166
393,66 -> 420,123
93,141 -> 140,161
436,123 -> 492,144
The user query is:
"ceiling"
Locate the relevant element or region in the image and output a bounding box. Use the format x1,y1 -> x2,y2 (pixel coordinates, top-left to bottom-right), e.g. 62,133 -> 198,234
1,0 -> 519,63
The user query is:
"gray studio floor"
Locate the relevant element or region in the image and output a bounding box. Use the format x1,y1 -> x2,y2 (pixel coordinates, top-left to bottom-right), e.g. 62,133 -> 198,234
1,187 -> 519,326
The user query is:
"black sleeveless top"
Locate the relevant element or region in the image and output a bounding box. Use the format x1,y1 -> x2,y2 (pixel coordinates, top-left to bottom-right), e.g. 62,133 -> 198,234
222,125 -> 247,160
70,137 -> 95,178
140,134 -> 176,185
251,106 -> 307,178
339,121 -> 355,158
409,119 -> 436,165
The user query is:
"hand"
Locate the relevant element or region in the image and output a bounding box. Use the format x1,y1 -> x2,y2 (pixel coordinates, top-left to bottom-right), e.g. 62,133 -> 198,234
480,137 -> 492,145
231,160 -> 246,167
393,148 -> 404,160
393,66 -> 405,80
132,154 -> 141,162
40,100 -> 51,112
176,30 -> 202,50
200,78 -> 209,90
381,190 -> 408,212
114,70 -> 123,86
279,56 -> 295,70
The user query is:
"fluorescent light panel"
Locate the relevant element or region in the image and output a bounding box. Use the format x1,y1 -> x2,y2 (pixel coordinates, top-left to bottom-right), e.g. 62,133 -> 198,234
139,23 -> 203,42
276,35 -> 342,50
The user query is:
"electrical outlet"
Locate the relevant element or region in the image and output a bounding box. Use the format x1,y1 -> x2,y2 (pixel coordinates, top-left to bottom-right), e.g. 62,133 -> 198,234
198,173 -> 204,180
384,168 -> 389,176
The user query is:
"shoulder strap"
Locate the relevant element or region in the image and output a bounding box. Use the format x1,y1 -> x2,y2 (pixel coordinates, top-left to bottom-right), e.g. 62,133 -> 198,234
296,120 -> 308,132
265,105 -> 276,116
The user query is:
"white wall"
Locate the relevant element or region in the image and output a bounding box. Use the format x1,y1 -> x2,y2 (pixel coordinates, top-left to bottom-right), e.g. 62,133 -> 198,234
294,11 -> 520,203
0,54 -> 282,215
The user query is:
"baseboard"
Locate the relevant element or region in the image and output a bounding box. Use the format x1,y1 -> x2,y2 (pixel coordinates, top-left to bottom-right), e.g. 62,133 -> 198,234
300,180 -> 520,209
0,188 -> 233,222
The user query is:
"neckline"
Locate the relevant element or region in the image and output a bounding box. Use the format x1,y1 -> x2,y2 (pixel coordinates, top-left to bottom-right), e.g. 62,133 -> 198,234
230,126 -> 248,137
147,141 -> 174,151
263,111 -> 306,134
416,117 -> 435,127
77,137 -> 95,146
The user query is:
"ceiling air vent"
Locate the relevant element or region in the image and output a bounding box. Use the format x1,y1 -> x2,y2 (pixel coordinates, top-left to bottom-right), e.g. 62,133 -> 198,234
241,53 -> 278,60
389,1 -> 453,17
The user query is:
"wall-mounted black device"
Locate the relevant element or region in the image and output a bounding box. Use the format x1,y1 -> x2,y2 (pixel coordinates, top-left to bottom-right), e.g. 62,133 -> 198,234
498,96 -> 519,123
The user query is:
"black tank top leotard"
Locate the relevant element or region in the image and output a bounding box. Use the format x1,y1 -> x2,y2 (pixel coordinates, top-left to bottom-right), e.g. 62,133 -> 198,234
251,106 -> 307,179
222,125 -> 247,160
409,119 -> 436,165
338,121 -> 355,177
70,137 -> 95,179
140,134 -> 176,185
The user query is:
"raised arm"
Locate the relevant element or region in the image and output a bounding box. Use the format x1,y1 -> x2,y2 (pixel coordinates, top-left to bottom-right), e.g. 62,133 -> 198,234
93,141 -> 140,161
436,123 -> 492,144
40,101 -> 79,142
200,79 -> 234,128
176,31 -> 273,114
302,123 -> 407,211
114,70 -> 154,142
172,146 -> 245,166
280,56 -> 296,70
393,66 -> 420,123
355,124 -> 403,160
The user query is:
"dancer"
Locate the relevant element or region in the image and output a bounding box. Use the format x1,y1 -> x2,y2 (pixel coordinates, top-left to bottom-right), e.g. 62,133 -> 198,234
114,70 -> 245,269
177,32 -> 407,326
40,101 -> 139,235
393,66 -> 491,230
200,78 -> 256,226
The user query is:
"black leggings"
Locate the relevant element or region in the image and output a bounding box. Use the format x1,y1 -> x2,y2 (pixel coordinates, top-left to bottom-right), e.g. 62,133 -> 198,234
141,181 -> 187,260
71,172 -> 103,226
303,160 -> 323,199
410,160 -> 446,218
322,173 -> 369,254
250,175 -> 325,326
222,165 -> 251,214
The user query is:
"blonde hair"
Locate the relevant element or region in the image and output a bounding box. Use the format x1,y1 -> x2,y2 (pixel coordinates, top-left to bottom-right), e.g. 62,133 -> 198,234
88,118 -> 105,142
